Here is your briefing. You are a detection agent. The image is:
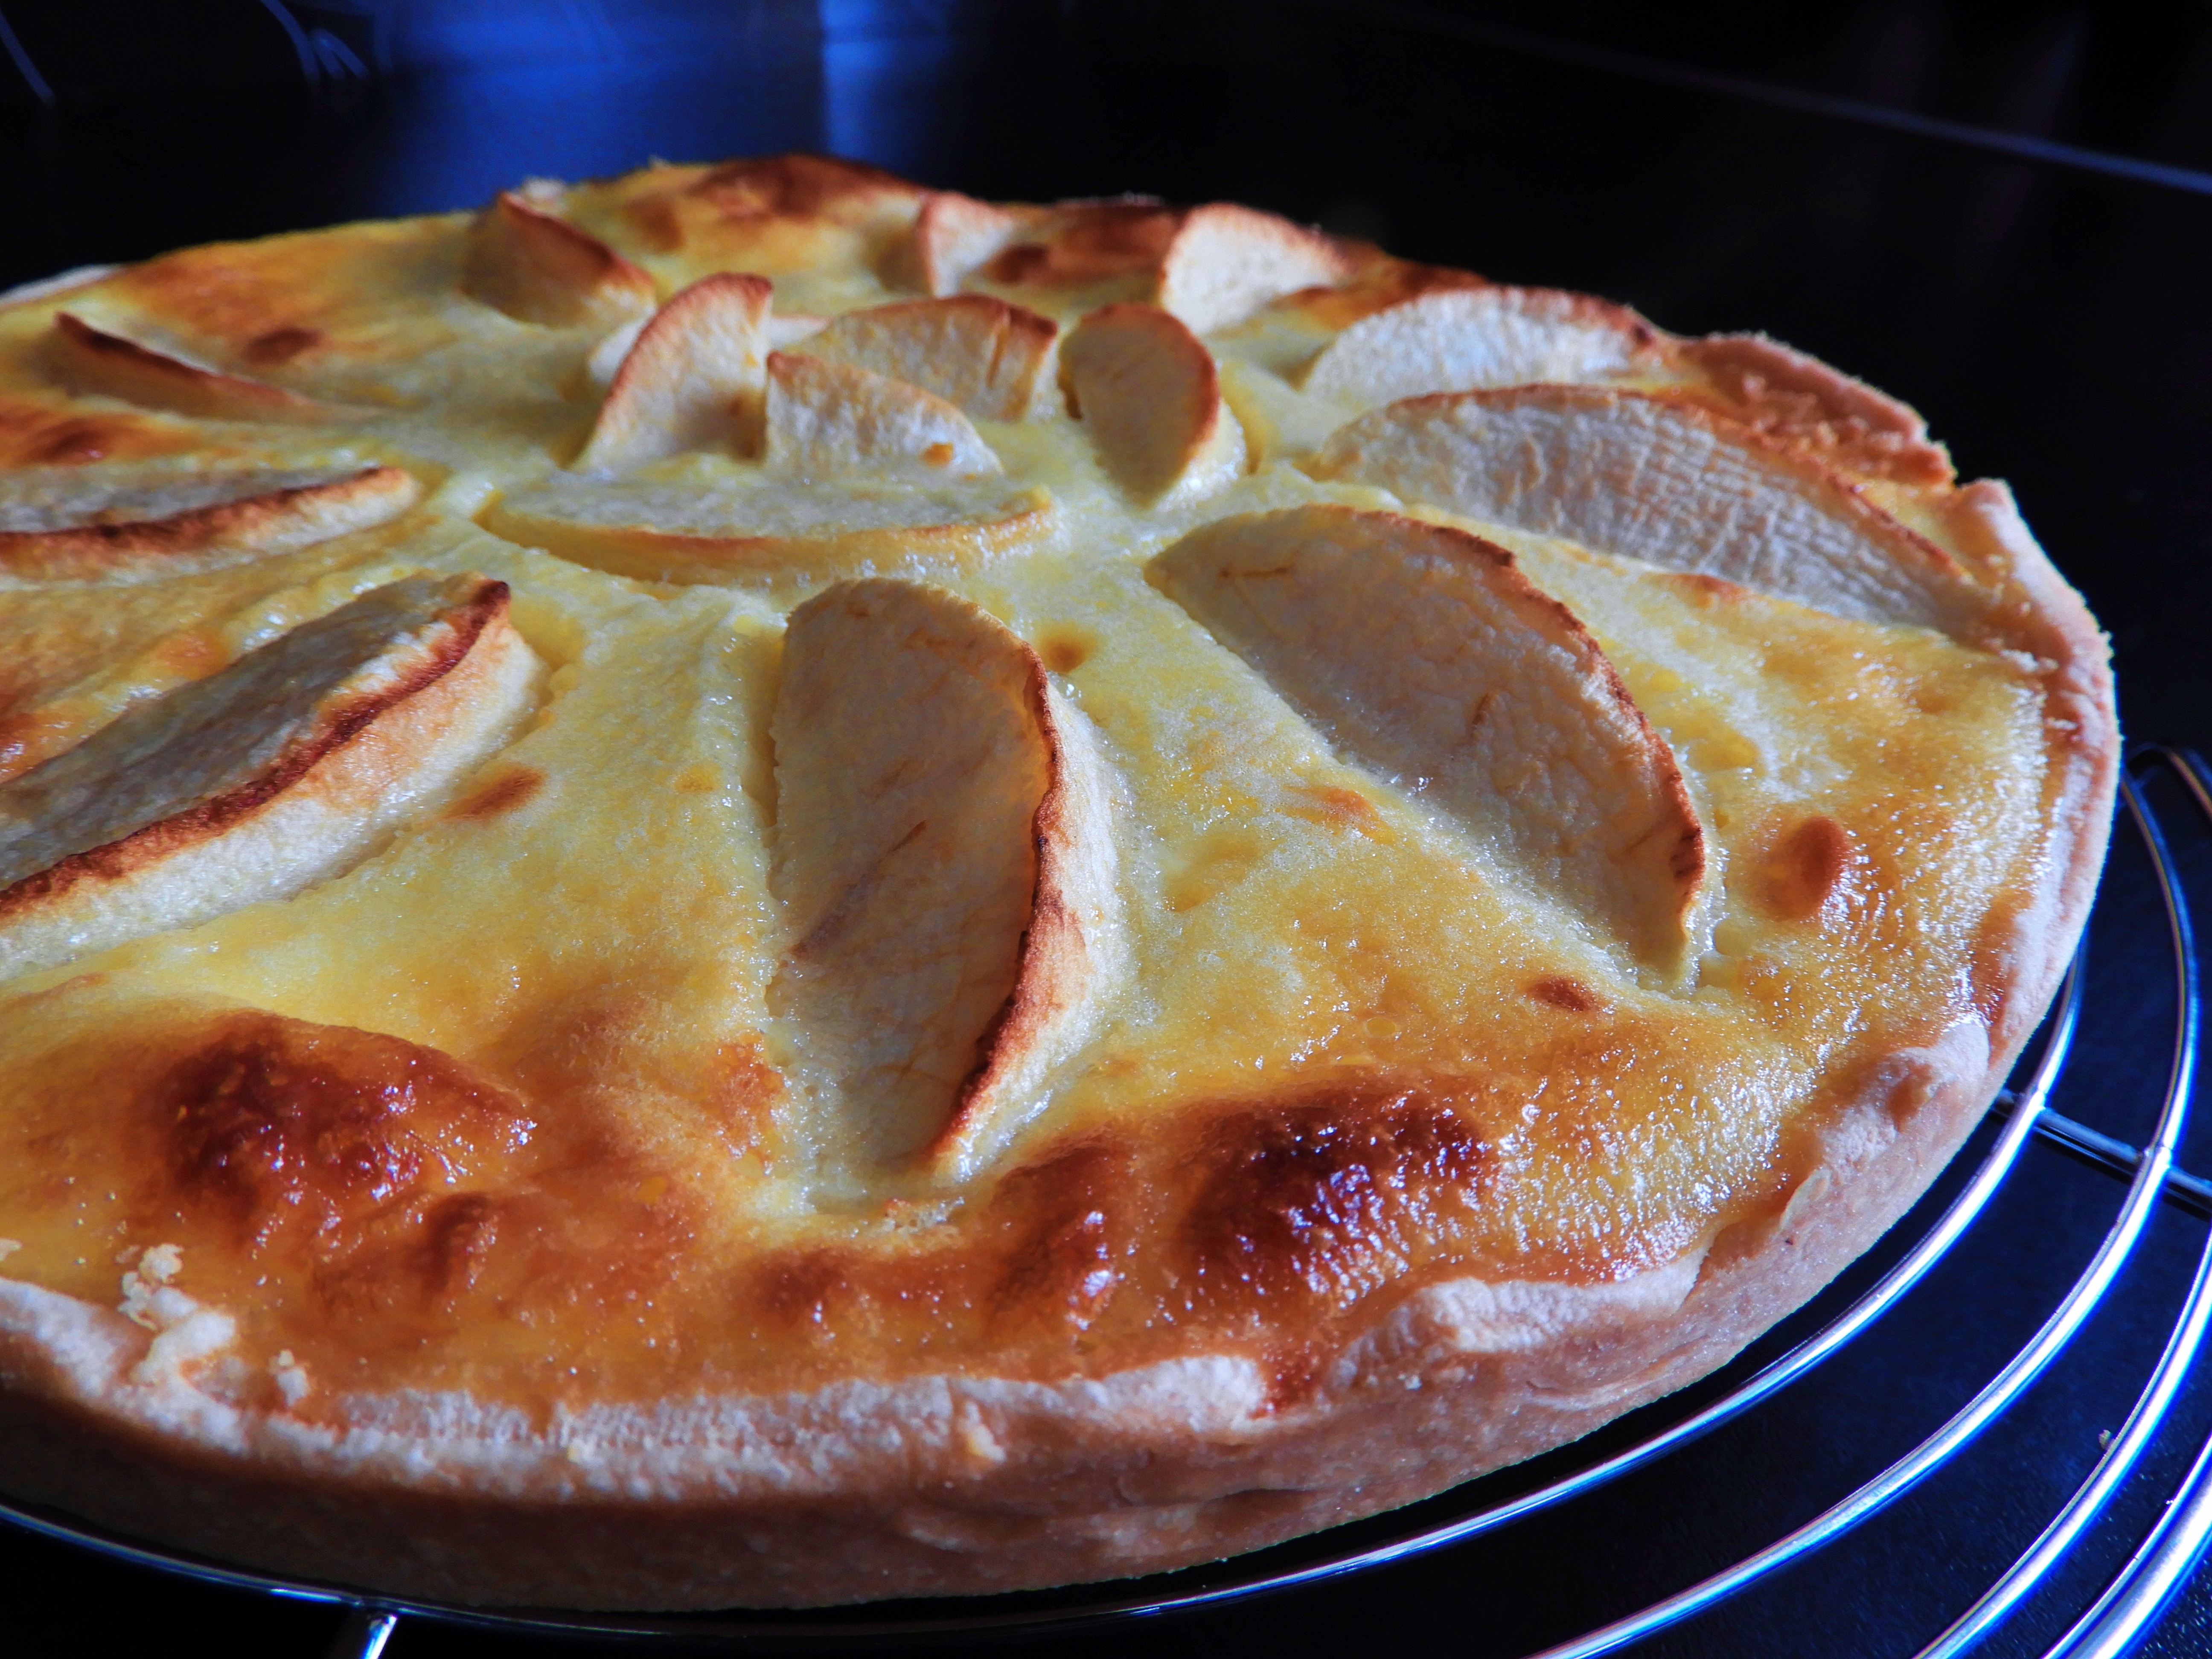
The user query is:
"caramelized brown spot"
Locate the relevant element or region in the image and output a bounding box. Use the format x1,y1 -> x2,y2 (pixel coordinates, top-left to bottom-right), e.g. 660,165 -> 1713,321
1281,782 -> 1396,842
687,154 -> 917,221
1528,975 -> 1601,1013
985,204 -> 1181,287
150,626 -> 229,679
1668,570 -> 1746,604
758,1249 -> 851,1337
157,1012 -> 534,1252
108,242 -> 352,354
1037,628 -> 1092,672
1757,815 -> 1854,922
1181,1092 -> 1490,1310
984,244 -> 1053,285
31,419 -> 114,464
443,765 -> 544,821
242,326 -> 323,365
985,1139 -> 1132,1336
0,709 -> 71,784
623,197 -> 686,253
416,1190 -> 502,1297
0,398 -> 187,467
308,1188 -> 518,1331
707,1035 -> 783,1155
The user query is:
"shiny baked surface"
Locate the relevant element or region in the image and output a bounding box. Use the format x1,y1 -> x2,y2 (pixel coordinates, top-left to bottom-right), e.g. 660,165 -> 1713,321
0,156 -> 2081,1423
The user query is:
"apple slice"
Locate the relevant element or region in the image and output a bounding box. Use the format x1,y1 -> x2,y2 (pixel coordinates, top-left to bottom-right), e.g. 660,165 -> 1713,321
483,472 -> 1052,585
763,351 -> 1002,476
463,190 -> 658,330
904,191 -> 1039,296
49,313 -> 332,424
0,465 -> 419,581
1061,303 -> 1244,504
572,274 -> 773,471
0,573 -> 541,977
1308,385 -> 1977,631
1298,286 -> 1656,406
1152,504 -> 1703,966
1155,203 -> 1352,334
799,296 -> 1059,421
907,196 -> 1350,334
771,578 -> 1122,1180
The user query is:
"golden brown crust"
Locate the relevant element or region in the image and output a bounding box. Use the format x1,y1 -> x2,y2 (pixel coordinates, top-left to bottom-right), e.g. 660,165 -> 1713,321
0,1018 -> 2025,1609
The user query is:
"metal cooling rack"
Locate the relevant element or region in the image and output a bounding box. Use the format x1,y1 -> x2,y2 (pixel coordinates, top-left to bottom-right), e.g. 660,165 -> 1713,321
4,747 -> 2209,1659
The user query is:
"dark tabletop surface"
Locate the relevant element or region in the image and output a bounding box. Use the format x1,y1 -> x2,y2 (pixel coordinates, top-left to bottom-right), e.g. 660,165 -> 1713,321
4,3 -> 2212,1654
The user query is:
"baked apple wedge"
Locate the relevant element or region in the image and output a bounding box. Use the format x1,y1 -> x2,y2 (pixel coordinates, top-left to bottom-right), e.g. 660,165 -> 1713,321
799,295 -> 1059,420
480,474 -> 1051,585
905,194 -> 1346,332
904,190 -> 1040,296
48,313 -> 333,425
1155,202 -> 1352,334
1308,384 -> 1979,630
770,578 -> 1122,1181
0,464 -> 419,580
0,573 -> 539,977
1298,286 -> 1656,406
1152,504 -> 1703,967
763,351 -> 1002,476
463,190 -> 658,330
573,274 -> 773,471
1061,302 -> 1244,504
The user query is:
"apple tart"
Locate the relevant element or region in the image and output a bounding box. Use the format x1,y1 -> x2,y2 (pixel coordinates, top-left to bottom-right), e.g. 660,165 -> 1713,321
0,155 -> 2114,1609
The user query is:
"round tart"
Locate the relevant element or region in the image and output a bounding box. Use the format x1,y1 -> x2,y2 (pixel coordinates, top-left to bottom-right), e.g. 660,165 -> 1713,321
0,155 -> 2115,1609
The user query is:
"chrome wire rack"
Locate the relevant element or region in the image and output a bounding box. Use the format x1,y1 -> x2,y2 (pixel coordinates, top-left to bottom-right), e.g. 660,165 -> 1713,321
5,748 -> 2211,1659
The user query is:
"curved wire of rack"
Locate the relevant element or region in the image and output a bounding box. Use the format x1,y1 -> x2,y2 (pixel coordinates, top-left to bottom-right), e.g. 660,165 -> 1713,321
4,746 -> 2209,1659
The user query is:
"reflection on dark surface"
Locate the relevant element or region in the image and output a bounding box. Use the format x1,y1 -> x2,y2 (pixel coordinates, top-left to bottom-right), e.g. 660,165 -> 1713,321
3,5 -> 2212,1656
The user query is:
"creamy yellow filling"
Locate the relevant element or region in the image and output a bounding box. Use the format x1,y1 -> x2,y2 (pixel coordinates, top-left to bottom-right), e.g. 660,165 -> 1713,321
0,207 -> 2057,1404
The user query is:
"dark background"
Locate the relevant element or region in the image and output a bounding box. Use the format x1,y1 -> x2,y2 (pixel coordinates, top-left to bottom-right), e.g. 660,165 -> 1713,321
4,3 -> 2212,1655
